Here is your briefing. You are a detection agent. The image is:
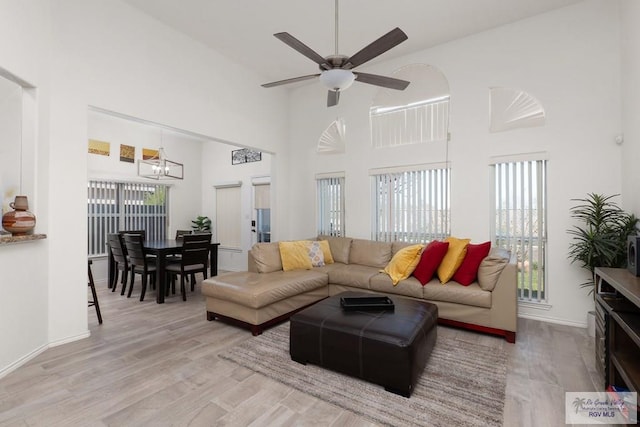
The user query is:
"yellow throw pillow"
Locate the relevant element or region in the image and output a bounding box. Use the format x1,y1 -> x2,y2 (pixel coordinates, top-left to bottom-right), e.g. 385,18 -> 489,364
382,244 -> 424,286
437,237 -> 471,284
318,240 -> 334,264
279,241 -> 313,271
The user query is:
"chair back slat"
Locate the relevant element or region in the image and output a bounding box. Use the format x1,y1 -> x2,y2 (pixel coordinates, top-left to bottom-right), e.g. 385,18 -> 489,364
123,233 -> 147,267
119,229 -> 146,241
175,229 -> 192,241
108,234 -> 128,265
180,233 -> 211,266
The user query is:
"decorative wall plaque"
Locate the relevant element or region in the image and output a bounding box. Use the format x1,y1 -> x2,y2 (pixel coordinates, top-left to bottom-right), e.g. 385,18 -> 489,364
232,148 -> 262,165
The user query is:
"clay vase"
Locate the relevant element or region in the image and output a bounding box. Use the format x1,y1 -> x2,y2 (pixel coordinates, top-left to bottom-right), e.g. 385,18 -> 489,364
2,196 -> 36,236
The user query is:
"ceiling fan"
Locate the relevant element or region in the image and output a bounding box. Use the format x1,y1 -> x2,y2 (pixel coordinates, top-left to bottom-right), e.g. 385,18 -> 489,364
261,0 -> 410,107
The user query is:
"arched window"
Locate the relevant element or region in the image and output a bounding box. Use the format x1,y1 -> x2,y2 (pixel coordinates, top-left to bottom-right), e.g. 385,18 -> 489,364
370,64 -> 450,148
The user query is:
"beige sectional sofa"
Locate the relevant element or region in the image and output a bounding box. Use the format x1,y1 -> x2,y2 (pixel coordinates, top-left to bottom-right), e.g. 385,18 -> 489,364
201,236 -> 518,342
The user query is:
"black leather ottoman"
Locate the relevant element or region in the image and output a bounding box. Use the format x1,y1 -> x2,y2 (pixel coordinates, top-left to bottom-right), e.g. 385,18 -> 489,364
289,292 -> 438,397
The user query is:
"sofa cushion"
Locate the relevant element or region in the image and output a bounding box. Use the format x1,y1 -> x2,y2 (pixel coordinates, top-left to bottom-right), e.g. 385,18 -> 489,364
381,244 -> 424,285
327,264 -> 378,289
453,241 -> 492,286
478,248 -> 510,291
349,239 -> 392,268
318,235 -> 352,264
251,242 -> 283,273
279,241 -> 314,271
201,270 -> 328,309
369,273 -> 424,299
318,240 -> 334,264
423,280 -> 491,308
437,237 -> 471,284
391,241 -> 413,257
307,241 -> 326,267
413,240 -> 449,285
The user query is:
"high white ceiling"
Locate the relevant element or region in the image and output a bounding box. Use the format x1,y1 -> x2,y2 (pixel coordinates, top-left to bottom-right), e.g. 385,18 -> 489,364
122,0 -> 584,84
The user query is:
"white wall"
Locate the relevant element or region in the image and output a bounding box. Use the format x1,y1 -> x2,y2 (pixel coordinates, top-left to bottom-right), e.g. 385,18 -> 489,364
620,0 -> 640,218
286,0 -> 622,327
0,77 -> 22,212
0,0 -> 52,376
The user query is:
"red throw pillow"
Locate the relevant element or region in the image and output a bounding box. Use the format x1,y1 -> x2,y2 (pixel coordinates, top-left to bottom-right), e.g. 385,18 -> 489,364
412,240 -> 449,285
453,241 -> 492,286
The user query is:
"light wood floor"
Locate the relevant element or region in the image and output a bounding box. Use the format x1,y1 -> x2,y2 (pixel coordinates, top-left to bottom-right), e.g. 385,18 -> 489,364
0,276 -> 600,426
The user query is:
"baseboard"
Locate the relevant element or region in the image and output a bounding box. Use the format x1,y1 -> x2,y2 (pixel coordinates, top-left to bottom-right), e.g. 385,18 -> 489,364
0,343 -> 49,380
518,312 -> 587,329
49,330 -> 91,347
0,330 -> 91,379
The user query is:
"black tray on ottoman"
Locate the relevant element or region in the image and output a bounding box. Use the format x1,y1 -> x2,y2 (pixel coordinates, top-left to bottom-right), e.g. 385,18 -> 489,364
340,296 -> 395,311
289,291 -> 438,397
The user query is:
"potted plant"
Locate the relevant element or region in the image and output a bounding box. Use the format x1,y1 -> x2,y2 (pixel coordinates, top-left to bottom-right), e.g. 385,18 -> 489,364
191,215 -> 212,233
568,193 -> 638,291
567,193 -> 638,335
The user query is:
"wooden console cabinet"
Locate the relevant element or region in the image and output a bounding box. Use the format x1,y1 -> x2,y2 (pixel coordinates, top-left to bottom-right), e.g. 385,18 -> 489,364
594,267 -> 640,392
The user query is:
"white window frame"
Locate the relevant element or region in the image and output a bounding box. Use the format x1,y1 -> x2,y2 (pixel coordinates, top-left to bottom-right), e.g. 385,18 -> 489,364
316,172 -> 345,237
490,153 -> 548,303
370,163 -> 450,243
87,179 -> 169,256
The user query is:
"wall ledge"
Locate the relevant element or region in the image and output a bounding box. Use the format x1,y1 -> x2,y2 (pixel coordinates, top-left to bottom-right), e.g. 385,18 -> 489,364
0,233 -> 47,245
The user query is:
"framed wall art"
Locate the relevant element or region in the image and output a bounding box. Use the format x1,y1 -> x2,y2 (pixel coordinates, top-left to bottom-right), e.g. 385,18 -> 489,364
232,148 -> 262,165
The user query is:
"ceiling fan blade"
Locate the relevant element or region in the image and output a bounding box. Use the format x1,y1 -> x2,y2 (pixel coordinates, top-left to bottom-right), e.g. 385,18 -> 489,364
327,90 -> 340,107
344,28 -> 408,69
261,74 -> 320,88
274,32 -> 331,69
354,72 -> 410,90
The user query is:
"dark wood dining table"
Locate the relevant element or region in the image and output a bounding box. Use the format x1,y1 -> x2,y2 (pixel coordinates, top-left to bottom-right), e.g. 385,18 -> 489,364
108,239 -> 220,304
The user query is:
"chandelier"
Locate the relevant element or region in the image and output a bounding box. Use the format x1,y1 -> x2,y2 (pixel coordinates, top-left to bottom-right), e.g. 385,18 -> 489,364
137,147 -> 184,180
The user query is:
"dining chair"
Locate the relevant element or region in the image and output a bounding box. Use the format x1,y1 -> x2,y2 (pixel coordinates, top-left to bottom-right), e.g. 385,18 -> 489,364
165,233 -> 212,301
123,233 -> 157,301
107,233 -> 130,294
175,229 -> 192,241
88,259 -> 103,324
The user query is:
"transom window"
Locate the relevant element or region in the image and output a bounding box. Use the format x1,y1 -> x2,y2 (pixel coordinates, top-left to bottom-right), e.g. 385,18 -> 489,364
370,64 -> 450,148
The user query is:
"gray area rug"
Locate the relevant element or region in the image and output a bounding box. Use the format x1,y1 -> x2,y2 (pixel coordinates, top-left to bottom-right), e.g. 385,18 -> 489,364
219,322 -> 507,427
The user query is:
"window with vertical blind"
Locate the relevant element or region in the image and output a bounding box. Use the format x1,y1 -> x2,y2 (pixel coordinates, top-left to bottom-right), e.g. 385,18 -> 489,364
215,183 -> 242,249
87,180 -> 169,256
371,164 -> 450,243
316,173 -> 345,237
491,154 -> 547,303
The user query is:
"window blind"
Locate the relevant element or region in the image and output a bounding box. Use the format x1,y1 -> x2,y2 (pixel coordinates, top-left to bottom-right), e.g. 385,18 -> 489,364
316,176 -> 345,237
492,159 -> 547,303
216,185 -> 242,249
87,180 -> 169,256
371,167 -> 450,243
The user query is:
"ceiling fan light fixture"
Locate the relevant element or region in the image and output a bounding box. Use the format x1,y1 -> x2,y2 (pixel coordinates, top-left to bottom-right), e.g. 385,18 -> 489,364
319,69 -> 355,91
